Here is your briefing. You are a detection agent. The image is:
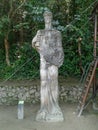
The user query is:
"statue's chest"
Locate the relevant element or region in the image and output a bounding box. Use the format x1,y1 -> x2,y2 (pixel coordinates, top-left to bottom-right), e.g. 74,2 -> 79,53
40,31 -> 57,46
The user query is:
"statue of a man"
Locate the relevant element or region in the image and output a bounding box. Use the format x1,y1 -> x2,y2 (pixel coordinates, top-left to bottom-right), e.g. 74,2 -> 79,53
32,11 -> 64,122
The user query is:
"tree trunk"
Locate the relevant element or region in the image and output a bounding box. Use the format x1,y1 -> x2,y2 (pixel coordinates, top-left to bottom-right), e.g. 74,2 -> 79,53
78,38 -> 84,74
4,37 -> 10,66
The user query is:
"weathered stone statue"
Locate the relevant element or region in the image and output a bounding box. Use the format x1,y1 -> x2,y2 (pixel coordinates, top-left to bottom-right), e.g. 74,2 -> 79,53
32,11 -> 64,122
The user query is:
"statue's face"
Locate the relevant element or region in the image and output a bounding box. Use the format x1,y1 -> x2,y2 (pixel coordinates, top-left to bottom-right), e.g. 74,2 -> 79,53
44,15 -> 52,24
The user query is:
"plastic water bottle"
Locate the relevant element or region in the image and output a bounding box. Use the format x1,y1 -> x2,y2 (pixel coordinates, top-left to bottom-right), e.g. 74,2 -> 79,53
18,101 -> 24,119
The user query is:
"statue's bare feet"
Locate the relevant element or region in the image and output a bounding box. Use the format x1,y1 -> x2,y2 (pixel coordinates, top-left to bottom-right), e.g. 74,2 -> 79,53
46,109 -> 64,122
36,110 -> 47,122
36,107 -> 64,122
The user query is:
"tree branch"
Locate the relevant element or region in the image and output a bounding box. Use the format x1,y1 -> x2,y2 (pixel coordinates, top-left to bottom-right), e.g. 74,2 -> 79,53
11,0 -> 26,18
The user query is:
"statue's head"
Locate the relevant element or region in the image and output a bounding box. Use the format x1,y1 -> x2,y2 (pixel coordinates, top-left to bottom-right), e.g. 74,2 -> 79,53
43,11 -> 52,18
43,11 -> 52,24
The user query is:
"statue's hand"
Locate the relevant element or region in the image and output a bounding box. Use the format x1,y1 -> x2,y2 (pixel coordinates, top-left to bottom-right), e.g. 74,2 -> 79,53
32,38 -> 40,51
32,31 -> 41,51
32,42 -> 36,48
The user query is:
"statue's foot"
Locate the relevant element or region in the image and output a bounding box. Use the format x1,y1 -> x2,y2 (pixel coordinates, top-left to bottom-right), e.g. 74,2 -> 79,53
36,110 -> 47,122
46,110 -> 64,122
36,109 -> 64,122
36,104 -> 64,122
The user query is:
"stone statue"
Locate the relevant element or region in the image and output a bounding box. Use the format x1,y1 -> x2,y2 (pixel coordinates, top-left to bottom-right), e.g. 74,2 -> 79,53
32,11 -> 64,122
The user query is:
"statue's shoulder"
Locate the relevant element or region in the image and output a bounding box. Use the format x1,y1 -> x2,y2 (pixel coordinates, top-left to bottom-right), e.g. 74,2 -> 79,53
52,29 -> 60,33
37,29 -> 45,35
52,29 -> 61,36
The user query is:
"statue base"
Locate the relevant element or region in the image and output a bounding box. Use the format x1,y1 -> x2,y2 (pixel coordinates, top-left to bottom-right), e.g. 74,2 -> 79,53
36,109 -> 64,122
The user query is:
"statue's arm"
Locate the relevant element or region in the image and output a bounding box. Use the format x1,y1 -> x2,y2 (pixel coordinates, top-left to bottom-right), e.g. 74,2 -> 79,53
32,35 -> 37,49
56,31 -> 63,48
55,31 -> 64,66
56,31 -> 64,53
32,30 -> 41,49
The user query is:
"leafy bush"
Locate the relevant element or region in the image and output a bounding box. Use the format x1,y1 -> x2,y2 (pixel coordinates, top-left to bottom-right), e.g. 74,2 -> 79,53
0,43 -> 40,79
0,0 -> 95,80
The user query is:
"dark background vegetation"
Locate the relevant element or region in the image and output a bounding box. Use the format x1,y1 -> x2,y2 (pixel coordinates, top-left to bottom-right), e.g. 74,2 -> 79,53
0,0 -> 97,80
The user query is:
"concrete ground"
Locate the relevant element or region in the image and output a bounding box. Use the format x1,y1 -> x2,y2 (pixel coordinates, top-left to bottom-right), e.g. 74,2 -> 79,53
0,103 -> 98,130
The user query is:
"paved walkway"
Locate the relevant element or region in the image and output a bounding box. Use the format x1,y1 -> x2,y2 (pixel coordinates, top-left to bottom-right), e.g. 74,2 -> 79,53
0,103 -> 98,130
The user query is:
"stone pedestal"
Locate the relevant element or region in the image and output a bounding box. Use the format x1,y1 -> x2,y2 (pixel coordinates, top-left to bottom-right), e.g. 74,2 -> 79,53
36,108 -> 64,122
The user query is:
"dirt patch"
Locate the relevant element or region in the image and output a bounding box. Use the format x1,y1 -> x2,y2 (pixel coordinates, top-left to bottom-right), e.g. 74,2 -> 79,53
0,103 -> 98,130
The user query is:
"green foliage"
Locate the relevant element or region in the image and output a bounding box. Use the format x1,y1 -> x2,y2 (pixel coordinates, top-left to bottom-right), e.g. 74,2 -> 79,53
0,43 -> 40,79
0,0 -> 96,80
0,16 -> 10,37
